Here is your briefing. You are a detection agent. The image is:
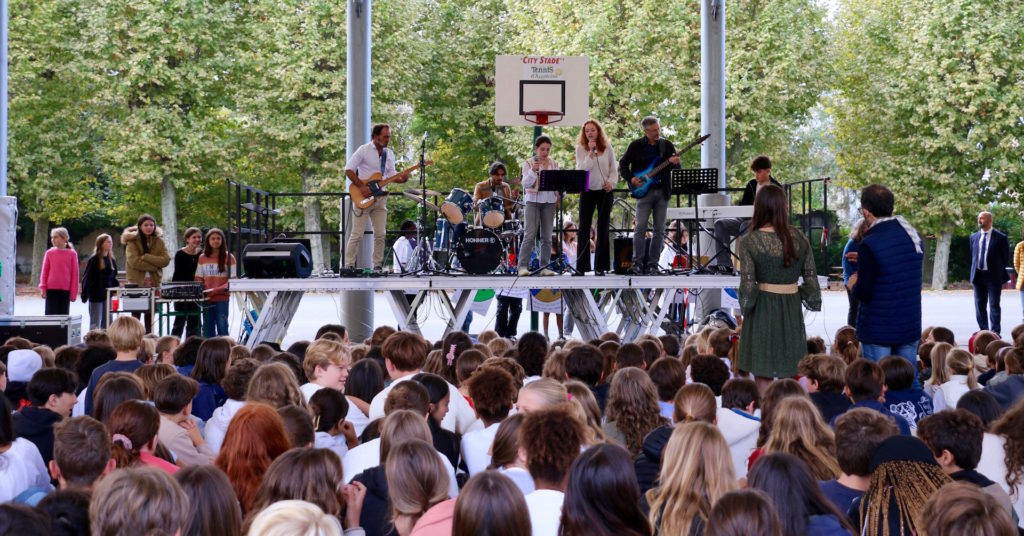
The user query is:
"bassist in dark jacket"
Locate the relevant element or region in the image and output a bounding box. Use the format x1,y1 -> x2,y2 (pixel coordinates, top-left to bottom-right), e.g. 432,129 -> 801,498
618,116 -> 680,274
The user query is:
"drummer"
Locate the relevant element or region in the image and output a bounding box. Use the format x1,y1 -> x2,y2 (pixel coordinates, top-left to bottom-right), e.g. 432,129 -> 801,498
472,161 -> 517,225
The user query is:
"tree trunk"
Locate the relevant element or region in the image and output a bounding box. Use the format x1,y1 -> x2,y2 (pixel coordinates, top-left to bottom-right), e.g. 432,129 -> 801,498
161,176 -> 179,281
302,169 -> 327,271
30,214 -> 49,286
931,230 -> 952,290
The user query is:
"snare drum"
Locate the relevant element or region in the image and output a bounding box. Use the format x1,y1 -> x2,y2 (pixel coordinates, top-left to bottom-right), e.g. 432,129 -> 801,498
500,219 -> 523,238
439,188 -> 474,225
455,228 -> 504,275
477,197 -> 505,228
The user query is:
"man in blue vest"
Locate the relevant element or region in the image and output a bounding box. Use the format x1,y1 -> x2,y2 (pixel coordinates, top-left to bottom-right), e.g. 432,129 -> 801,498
847,184 -> 924,387
969,211 -> 1010,335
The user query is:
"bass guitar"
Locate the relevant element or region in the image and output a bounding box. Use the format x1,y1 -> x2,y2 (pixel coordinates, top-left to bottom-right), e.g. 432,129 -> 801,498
628,134 -> 710,199
349,161 -> 433,210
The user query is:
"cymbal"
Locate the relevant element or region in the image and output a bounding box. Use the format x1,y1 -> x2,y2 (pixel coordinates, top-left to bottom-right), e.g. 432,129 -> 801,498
401,191 -> 440,211
402,188 -> 443,197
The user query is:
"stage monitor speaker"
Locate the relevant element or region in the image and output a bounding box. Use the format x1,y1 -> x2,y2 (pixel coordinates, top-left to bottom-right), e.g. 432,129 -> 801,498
613,237 -> 652,274
243,243 -> 313,279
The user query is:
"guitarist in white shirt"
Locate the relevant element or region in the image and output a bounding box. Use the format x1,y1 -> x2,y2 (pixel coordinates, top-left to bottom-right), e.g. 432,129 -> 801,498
344,123 -> 410,271
618,116 -> 680,274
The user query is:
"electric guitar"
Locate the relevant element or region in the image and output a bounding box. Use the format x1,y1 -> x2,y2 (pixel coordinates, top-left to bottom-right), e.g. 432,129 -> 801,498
628,134 -> 710,199
349,161 -> 433,210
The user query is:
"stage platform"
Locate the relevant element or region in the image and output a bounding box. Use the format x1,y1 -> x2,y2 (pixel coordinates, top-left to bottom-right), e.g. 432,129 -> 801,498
230,273 -> 743,347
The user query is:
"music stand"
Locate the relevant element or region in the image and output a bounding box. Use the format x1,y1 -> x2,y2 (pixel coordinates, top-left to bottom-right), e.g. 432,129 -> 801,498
534,170 -> 589,275
670,168 -> 719,272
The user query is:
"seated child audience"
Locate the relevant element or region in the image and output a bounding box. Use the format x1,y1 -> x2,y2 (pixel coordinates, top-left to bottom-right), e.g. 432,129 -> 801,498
109,400 -> 178,474
84,316 -> 145,416
819,408 -> 898,514
848,435 -> 952,535
215,402 -> 292,514
716,378 -> 761,479
748,453 -> 854,534
932,348 -> 979,411
13,367 -> 78,466
690,354 -> 731,397
410,373 -> 462,471
206,357 -> 260,453
705,489 -> 783,536
798,353 -> 852,424
189,337 -> 232,421
879,355 -> 933,432
834,359 -> 912,436
461,366 -> 517,476
520,405 -> 587,536
917,409 -> 1017,521
602,367 -> 668,456
917,481 -> 1016,536
309,387 -> 359,459
762,397 -> 840,481
175,464 -> 243,536
646,422 -> 737,533
985,348 -> 1024,411
560,444 -> 651,536
89,467 -> 190,536
0,396 -> 50,503
154,374 -> 214,465
647,357 -> 686,421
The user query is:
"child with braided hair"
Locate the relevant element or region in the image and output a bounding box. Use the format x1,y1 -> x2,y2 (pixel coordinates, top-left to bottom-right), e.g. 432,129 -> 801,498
850,435 -> 952,536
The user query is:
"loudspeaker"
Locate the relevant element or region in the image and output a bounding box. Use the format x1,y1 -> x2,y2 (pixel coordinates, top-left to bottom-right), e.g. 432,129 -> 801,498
242,243 -> 313,278
613,237 -> 652,274
613,237 -> 633,275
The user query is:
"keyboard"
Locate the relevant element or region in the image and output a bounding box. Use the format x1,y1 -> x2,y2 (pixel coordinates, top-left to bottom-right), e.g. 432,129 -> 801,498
665,205 -> 754,220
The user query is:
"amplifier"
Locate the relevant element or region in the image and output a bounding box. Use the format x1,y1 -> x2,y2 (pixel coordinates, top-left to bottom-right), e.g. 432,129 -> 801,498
243,243 -> 313,278
160,282 -> 204,300
120,288 -> 153,312
613,237 -> 652,274
0,315 -> 82,347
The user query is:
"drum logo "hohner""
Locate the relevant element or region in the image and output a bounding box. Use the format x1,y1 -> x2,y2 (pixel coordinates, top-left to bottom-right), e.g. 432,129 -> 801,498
464,237 -> 496,244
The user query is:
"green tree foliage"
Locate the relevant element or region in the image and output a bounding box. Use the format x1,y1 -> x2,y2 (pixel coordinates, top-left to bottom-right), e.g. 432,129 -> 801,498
9,0 -> 103,282
832,0 -> 1024,286
72,0 -> 247,254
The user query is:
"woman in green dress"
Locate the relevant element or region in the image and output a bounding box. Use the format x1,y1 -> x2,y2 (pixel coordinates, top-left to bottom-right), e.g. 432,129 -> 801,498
737,184 -> 821,392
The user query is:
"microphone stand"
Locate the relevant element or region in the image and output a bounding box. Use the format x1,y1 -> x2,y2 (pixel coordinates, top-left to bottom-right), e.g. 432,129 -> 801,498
404,132 -> 442,276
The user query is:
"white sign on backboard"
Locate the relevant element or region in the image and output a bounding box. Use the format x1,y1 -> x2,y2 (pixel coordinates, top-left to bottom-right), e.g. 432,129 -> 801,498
495,55 -> 589,127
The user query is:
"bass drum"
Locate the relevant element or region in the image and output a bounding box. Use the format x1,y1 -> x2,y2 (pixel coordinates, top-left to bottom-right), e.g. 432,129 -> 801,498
455,228 -> 504,275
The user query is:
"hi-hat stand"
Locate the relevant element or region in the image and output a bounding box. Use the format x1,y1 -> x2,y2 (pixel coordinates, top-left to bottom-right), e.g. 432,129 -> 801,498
534,169 -> 590,276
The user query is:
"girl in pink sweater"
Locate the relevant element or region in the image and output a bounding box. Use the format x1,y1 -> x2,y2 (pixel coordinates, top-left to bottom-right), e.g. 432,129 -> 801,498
196,228 -> 235,336
39,227 -> 79,315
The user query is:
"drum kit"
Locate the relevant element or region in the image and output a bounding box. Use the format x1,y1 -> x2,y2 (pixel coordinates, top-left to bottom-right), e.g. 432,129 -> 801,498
405,185 -> 525,275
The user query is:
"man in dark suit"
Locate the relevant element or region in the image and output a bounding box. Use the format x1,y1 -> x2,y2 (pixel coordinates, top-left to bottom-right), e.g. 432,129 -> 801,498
970,211 -> 1010,335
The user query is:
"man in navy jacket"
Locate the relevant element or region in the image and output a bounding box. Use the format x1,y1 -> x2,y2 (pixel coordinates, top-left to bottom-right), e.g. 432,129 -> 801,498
847,184 -> 924,387
970,211 -> 1010,335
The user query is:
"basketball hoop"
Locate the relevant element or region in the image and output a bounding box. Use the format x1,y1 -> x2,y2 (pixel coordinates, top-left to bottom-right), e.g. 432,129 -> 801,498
523,111 -> 564,126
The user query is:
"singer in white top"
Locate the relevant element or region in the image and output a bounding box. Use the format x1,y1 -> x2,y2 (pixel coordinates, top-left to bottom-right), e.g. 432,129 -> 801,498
574,119 -> 617,274
518,135 -> 560,276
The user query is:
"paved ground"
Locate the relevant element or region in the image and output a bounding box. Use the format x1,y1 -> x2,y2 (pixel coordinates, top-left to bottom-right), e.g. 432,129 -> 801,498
10,287 -> 1023,348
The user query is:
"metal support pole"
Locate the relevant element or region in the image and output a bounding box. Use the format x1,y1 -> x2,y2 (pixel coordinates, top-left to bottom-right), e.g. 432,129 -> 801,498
1,0 -> 8,197
342,0 -> 374,343
696,0 -> 728,320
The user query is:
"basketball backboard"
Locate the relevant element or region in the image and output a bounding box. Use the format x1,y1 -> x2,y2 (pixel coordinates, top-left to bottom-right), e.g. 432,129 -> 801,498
495,55 -> 589,127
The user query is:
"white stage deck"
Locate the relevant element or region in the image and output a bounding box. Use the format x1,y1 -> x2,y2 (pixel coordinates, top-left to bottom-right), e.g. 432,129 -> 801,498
229,273 -> 744,346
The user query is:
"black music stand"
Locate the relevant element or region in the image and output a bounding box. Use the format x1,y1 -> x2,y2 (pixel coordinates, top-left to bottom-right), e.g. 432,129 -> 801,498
670,168 -> 719,273
535,170 -> 589,275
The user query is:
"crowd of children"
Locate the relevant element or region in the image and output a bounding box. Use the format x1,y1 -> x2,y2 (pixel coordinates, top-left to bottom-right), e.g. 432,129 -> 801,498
1,315 -> 1024,535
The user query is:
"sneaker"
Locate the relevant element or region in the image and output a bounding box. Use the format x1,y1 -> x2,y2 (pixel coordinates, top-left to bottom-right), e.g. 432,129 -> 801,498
539,268 -> 556,276
628,265 -> 644,276
518,267 -> 530,277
